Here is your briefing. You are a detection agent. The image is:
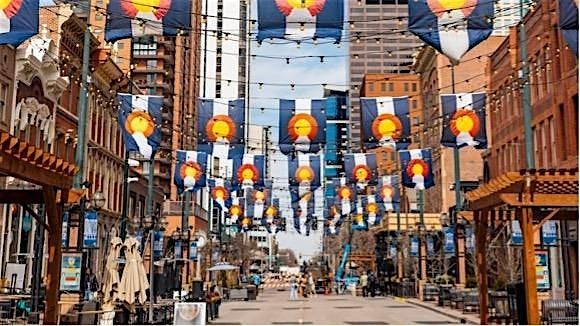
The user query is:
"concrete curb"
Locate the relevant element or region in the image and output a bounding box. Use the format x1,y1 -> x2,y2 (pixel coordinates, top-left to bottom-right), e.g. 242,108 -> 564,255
394,297 -> 479,325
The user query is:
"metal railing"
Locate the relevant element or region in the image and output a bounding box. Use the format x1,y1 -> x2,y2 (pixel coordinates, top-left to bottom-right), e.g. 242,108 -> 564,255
162,201 -> 209,221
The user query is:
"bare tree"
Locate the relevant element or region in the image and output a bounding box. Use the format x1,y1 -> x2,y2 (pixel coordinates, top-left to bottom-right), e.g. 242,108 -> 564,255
278,248 -> 299,267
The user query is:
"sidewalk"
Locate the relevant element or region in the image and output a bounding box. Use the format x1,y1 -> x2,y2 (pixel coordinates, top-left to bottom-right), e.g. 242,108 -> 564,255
398,297 -> 480,325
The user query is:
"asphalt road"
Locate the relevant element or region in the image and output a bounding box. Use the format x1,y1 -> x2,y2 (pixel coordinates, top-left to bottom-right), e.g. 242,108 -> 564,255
210,288 -> 461,325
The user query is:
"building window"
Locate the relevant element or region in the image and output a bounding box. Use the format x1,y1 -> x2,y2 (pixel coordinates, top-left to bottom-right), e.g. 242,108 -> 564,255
146,59 -> 157,69
404,83 -> 409,92
368,83 -> 375,92
549,117 -> 556,164
380,82 -> 386,92
0,82 -> 7,122
412,83 -> 417,92
388,82 -> 394,92
412,99 -> 417,109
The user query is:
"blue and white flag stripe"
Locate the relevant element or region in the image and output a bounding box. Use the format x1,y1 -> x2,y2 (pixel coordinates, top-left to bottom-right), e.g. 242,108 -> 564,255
377,175 -> 400,212
257,0 -> 344,42
0,0 -> 38,46
560,0 -> 579,56
399,149 -> 435,190
441,93 -> 487,149
408,0 -> 494,63
105,0 -> 192,42
117,94 -> 163,160
173,150 -> 208,194
361,97 -> 411,150
279,98 -> 327,155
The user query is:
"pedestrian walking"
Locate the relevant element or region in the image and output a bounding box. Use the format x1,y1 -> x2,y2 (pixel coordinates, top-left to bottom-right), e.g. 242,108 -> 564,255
369,273 -> 377,297
308,273 -> 316,298
360,271 -> 369,297
289,274 -> 298,300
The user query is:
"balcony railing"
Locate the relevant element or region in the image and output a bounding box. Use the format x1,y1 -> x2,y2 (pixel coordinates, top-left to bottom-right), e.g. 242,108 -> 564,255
162,200 -> 209,221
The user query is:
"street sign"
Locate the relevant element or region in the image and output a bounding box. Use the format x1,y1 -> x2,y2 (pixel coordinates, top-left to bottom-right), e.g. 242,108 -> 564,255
83,211 -> 98,248
535,250 -> 550,290
60,252 -> 82,292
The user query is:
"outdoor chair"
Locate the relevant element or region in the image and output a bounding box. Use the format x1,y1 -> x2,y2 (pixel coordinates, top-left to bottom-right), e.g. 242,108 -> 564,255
463,291 -> 480,313
541,299 -> 579,325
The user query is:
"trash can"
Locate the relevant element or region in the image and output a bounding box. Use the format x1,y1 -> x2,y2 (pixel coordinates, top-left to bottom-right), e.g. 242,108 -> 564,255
246,285 -> 257,301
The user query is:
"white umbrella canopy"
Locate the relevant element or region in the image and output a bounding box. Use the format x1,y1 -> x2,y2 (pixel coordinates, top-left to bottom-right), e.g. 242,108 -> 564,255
102,236 -> 123,304
208,263 -> 238,271
118,236 -> 149,305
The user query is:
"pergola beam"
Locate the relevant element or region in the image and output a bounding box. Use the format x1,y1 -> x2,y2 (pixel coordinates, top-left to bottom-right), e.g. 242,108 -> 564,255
532,208 -> 561,232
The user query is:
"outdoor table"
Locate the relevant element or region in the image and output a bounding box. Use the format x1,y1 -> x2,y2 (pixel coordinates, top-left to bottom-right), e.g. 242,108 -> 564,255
0,294 -> 31,320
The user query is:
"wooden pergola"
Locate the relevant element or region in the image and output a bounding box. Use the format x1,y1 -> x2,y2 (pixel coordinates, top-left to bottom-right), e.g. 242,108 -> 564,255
465,169 -> 578,325
0,130 -> 77,324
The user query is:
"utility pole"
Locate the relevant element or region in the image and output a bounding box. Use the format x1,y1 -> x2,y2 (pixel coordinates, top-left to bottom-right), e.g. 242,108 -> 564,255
73,0 -> 92,188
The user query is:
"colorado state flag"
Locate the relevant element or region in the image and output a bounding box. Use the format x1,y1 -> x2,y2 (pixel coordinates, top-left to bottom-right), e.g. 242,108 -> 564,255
279,98 -> 327,155
362,194 -> 383,227
399,149 -> 435,190
361,97 -> 411,150
377,175 -> 400,212
292,191 -> 314,236
440,93 -> 487,149
408,0 -> 494,63
351,197 -> 367,231
324,198 -> 342,236
257,0 -> 344,42
198,98 -> 245,158
105,0 -> 192,42
262,198 -> 280,234
333,177 -> 354,216
245,188 -> 269,222
231,154 -> 266,189
208,178 -> 233,210
0,0 -> 38,46
559,0 -> 578,56
288,153 -> 322,190
118,94 -> 162,159
227,195 -> 244,225
174,150 -> 208,194
344,153 -> 377,189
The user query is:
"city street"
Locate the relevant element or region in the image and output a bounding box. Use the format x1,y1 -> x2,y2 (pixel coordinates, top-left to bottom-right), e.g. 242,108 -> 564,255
212,288 -> 460,325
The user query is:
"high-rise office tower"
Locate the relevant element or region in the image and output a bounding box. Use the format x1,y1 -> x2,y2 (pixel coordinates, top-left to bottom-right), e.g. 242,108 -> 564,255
348,0 -> 421,150
200,0 -> 250,234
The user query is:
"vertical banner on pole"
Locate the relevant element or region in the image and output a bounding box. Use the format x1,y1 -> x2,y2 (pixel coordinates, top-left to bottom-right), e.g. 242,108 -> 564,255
175,241 -> 182,260
542,221 -> 558,246
511,220 -> 523,245
444,227 -> 455,254
62,212 -> 69,248
154,231 -> 164,258
189,242 -> 198,261
410,237 -> 419,257
83,211 -> 98,248
426,236 -> 434,255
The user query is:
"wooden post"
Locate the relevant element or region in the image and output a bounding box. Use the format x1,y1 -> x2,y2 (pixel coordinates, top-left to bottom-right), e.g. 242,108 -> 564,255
475,210 -> 488,325
456,233 -> 466,286
43,186 -> 65,325
520,207 -> 540,325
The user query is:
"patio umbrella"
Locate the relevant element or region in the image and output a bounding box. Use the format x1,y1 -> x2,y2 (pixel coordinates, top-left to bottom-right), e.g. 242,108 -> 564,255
102,236 -> 123,303
119,236 -> 149,305
208,263 -> 238,271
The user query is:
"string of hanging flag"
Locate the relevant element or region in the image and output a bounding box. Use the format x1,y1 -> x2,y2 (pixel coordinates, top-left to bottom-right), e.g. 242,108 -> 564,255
1,0 -> 576,238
